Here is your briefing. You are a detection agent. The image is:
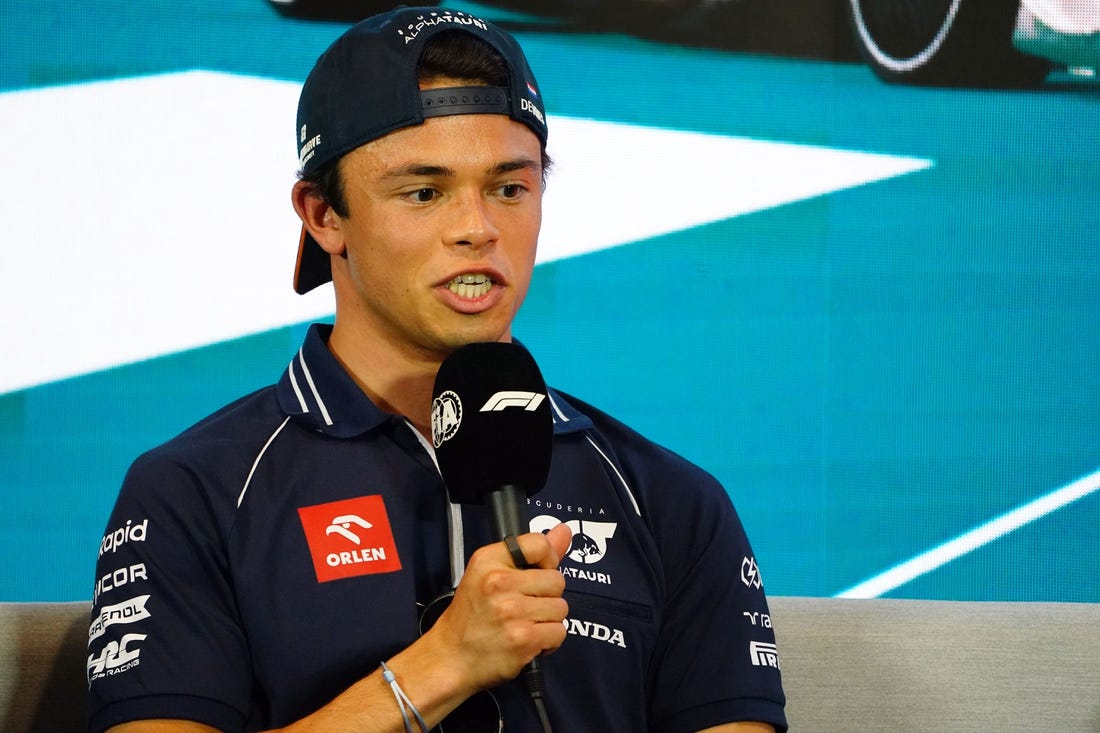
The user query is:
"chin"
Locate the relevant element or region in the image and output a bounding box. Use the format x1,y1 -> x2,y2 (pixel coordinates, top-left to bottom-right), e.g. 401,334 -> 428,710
439,322 -> 511,350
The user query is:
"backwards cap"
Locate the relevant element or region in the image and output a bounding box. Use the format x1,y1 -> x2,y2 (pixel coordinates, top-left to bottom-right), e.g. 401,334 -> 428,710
293,5 -> 549,294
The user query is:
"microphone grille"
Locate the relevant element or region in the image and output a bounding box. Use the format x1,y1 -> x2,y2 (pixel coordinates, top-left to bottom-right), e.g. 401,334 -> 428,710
431,342 -> 553,505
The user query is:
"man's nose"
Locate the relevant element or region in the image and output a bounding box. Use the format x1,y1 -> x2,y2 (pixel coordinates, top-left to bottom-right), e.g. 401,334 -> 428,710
444,192 -> 500,248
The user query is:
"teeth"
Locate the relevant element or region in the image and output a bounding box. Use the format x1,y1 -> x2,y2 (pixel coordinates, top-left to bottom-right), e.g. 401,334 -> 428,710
447,274 -> 493,298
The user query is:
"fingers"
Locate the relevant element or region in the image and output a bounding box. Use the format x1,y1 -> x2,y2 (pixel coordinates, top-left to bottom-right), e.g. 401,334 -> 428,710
479,588 -> 568,658
427,525 -> 574,688
510,523 -> 573,570
517,596 -> 569,655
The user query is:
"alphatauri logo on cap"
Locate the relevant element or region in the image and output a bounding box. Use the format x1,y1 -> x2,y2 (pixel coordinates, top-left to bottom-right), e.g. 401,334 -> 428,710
298,496 -> 402,582
395,11 -> 489,44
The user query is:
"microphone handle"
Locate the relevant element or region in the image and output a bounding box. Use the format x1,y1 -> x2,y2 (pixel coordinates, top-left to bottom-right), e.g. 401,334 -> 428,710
482,485 -> 553,731
485,485 -> 529,555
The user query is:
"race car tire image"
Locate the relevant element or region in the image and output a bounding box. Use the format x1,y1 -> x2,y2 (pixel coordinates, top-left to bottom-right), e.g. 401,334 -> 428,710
847,0 -> 1051,86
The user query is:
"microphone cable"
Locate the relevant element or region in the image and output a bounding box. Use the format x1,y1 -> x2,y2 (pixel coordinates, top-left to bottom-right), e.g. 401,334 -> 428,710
505,533 -> 554,733
527,658 -> 553,733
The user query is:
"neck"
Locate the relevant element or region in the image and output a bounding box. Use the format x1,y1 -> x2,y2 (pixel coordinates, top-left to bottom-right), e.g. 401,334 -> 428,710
327,323 -> 443,440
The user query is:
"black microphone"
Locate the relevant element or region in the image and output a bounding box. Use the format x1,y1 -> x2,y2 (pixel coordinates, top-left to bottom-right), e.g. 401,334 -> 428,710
430,341 -> 556,732
431,341 -> 553,539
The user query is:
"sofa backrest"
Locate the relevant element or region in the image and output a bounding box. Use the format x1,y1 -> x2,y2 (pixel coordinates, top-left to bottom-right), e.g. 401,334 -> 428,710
0,601 -> 88,733
2,597 -> 1099,732
769,596 -> 1100,732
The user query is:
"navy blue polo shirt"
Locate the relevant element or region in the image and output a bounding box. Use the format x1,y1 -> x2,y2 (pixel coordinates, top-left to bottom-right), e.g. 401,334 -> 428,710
88,324 -> 786,733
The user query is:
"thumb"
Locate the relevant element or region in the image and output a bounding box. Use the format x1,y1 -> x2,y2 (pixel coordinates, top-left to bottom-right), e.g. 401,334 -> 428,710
544,522 -> 573,564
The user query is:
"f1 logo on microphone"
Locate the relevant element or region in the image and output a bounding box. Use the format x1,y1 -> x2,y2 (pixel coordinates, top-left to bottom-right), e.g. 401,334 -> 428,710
480,391 -> 545,412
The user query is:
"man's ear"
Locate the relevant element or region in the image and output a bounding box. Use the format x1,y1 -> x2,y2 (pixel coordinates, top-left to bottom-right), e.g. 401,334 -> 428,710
291,180 -> 346,256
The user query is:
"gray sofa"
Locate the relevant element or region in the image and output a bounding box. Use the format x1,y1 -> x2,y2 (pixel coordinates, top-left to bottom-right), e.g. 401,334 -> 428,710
2,597 -> 1098,732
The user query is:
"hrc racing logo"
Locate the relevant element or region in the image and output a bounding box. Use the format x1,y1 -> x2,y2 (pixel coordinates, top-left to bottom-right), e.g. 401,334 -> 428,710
88,633 -> 146,684
298,496 -> 402,583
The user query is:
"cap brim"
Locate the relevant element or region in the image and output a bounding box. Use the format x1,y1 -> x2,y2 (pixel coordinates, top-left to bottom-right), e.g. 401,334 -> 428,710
293,225 -> 333,295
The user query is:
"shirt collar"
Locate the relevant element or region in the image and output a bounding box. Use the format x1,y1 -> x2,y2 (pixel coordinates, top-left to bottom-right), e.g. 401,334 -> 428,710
275,323 -> 391,438
276,323 -> 594,438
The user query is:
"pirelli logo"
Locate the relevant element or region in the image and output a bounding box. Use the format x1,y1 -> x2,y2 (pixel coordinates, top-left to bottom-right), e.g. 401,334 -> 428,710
749,641 -> 780,670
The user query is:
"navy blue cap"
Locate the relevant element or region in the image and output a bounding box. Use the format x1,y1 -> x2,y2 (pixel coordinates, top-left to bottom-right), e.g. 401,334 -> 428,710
293,6 -> 548,294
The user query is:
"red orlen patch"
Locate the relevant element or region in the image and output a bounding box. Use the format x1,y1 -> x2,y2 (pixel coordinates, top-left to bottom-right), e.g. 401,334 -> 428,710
298,496 -> 402,583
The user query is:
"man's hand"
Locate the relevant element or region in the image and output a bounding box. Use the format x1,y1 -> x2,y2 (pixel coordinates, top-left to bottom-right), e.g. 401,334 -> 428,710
424,523 -> 573,693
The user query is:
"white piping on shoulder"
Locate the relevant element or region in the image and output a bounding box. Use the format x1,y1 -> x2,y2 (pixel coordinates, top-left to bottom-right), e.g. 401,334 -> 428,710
543,392 -> 641,517
237,416 -> 292,508
584,435 -> 641,517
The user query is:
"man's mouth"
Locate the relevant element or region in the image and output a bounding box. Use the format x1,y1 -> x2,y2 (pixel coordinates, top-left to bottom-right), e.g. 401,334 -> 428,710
446,274 -> 494,299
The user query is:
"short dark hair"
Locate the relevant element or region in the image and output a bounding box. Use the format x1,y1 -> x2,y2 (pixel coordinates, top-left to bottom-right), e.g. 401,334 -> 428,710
417,29 -> 510,88
299,30 -> 550,218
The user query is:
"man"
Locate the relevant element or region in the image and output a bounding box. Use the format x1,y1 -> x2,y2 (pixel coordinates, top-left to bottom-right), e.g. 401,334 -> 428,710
87,6 -> 786,732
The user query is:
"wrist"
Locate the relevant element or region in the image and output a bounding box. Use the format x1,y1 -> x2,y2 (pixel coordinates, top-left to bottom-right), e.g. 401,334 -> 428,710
381,633 -> 480,723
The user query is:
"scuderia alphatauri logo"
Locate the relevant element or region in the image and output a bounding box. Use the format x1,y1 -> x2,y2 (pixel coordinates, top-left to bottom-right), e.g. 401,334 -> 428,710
531,515 -> 617,586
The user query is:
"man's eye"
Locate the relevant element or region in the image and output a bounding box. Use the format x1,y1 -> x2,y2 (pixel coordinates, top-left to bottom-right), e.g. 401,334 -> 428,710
408,188 -> 437,203
499,184 -> 525,198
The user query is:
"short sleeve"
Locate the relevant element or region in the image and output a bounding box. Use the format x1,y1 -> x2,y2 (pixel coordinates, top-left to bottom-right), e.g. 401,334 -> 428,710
87,450 -> 251,733
644,465 -> 787,733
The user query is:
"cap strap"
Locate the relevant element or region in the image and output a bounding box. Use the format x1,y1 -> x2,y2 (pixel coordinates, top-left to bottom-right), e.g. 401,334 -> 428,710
420,86 -> 510,118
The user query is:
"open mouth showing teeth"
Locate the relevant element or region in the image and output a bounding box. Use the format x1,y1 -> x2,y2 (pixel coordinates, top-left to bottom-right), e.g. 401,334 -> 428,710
447,274 -> 494,299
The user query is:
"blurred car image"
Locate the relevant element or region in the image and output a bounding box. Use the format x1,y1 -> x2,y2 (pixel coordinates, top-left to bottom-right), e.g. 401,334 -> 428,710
848,0 -> 1100,85
265,0 -> 1100,87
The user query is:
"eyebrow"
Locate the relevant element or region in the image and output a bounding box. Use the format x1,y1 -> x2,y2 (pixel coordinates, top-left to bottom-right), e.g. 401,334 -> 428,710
380,157 -> 541,180
491,158 -> 542,176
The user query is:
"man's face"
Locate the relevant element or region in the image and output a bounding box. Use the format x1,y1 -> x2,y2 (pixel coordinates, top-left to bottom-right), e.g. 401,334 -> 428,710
330,111 -> 543,359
